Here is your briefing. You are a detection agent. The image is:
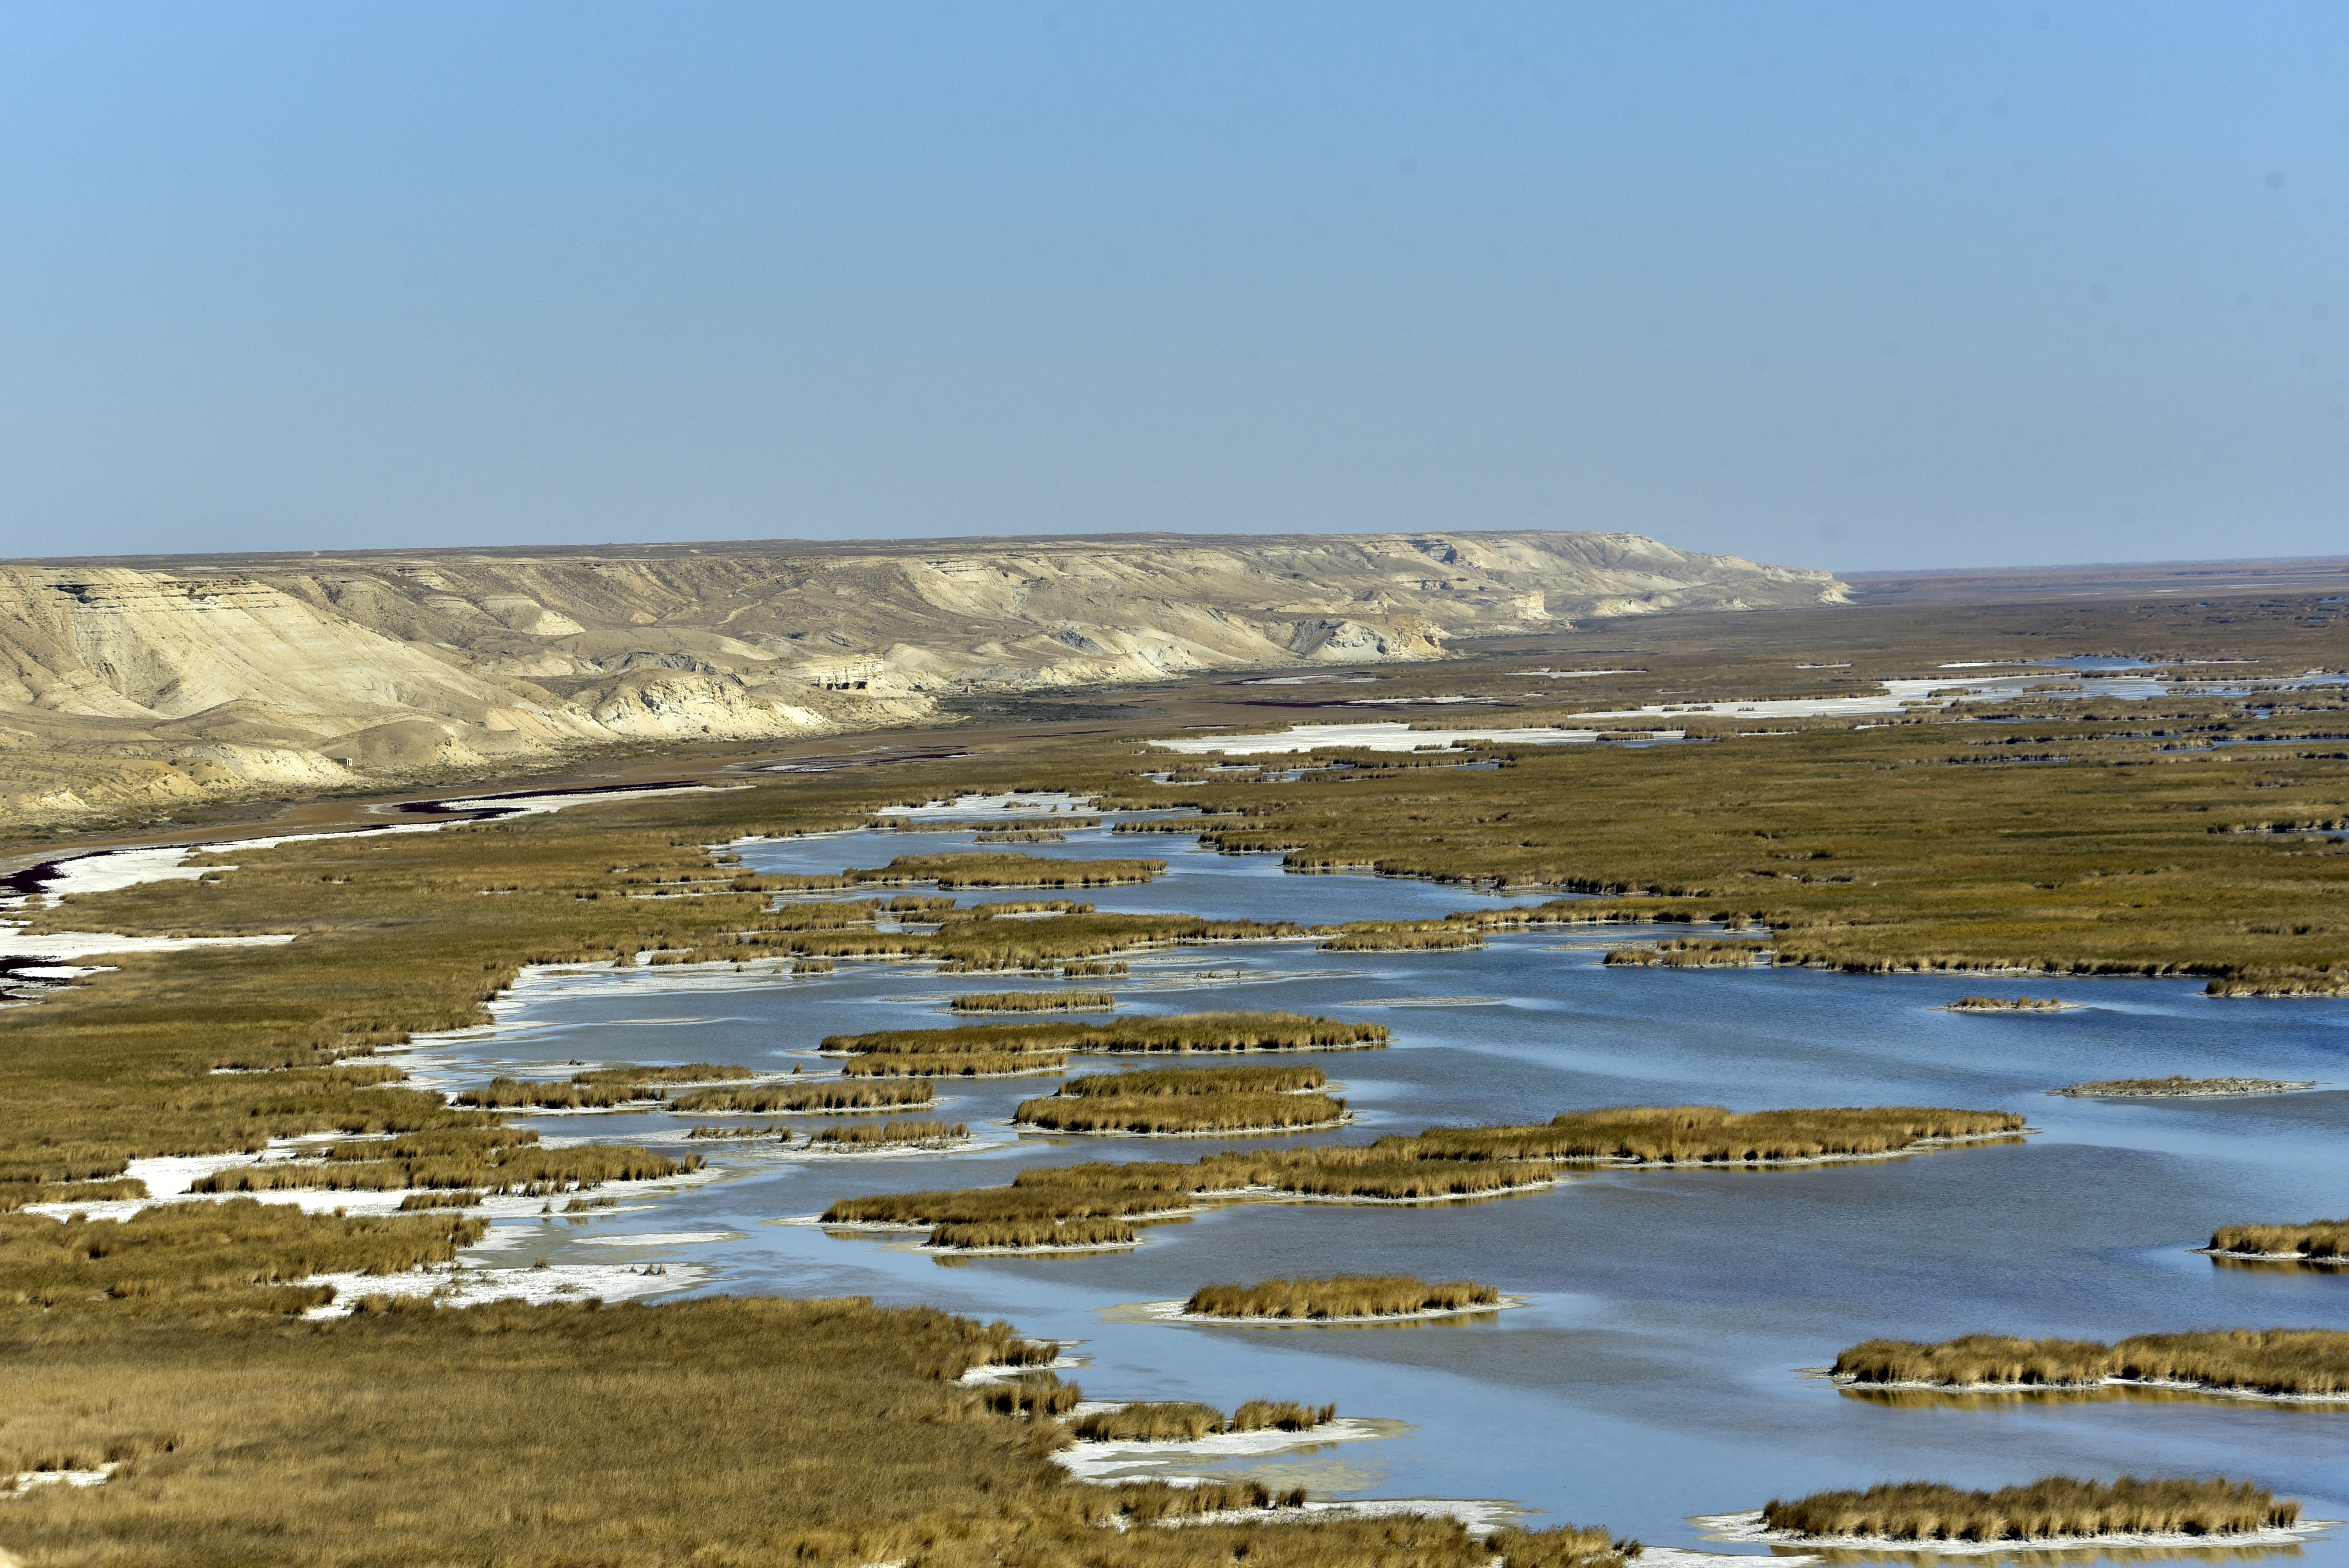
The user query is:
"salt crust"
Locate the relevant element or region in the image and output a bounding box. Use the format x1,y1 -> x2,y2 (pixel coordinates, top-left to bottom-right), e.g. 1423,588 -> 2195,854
4,1464 -> 117,1497
1694,1510 -> 2336,1554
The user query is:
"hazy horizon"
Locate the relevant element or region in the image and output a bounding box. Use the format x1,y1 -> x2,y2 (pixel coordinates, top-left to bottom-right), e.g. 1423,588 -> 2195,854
4,3 -> 2341,572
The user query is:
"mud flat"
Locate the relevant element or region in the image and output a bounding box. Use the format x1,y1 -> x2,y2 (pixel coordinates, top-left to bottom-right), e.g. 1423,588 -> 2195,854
2055,1075 -> 2319,1098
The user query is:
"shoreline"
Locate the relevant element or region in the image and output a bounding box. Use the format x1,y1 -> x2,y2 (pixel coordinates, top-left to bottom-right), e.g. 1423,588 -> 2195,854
1695,1509 -> 2335,1554
2197,1246 -> 2348,1267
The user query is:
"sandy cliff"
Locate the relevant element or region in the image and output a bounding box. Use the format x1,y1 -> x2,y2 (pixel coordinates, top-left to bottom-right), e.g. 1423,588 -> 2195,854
0,530 -> 1844,828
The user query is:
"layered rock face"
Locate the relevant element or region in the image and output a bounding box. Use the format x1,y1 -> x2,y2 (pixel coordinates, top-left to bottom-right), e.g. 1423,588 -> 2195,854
0,531 -> 1845,827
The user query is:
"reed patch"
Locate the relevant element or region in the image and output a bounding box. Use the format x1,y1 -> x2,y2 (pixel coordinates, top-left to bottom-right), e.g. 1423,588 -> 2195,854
1184,1275 -> 1500,1321
1833,1329 -> 2349,1396
1756,1476 -> 2300,1541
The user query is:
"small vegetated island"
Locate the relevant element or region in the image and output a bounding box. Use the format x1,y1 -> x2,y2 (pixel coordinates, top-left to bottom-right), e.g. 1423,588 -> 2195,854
1016,1064 -> 1346,1135
827,1103 -> 2025,1253
1181,1274 -> 1504,1324
822,1011 -> 1388,1079
1943,994 -> 2071,1012
2055,1074 -> 2319,1098
1071,1397 -> 1338,1441
2205,1219 -> 2349,1264
1832,1329 -> 2349,1400
453,1062 -> 754,1110
1722,1477 -> 2305,1546
836,852 -> 1166,889
950,990 -> 1117,1013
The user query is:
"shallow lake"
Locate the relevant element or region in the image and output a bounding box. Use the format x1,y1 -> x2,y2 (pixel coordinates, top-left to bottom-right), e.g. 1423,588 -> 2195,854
426,816 -> 2349,1563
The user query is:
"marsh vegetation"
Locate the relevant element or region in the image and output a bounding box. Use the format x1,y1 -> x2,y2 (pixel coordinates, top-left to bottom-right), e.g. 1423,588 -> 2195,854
1016,1064 -> 1346,1135
1946,995 -> 2067,1012
1071,1399 -> 1337,1441
453,1063 -> 754,1109
807,1119 -> 969,1150
2056,1076 -> 2317,1098
1832,1329 -> 2349,1396
951,991 -> 1117,1012
1184,1275 -> 1500,1321
1756,1477 -> 2299,1541
669,1080 -> 934,1114
2206,1219 -> 2349,1260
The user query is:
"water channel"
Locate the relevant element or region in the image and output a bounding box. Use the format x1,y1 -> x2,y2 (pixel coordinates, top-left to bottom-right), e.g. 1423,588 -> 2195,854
413,807 -> 2349,1561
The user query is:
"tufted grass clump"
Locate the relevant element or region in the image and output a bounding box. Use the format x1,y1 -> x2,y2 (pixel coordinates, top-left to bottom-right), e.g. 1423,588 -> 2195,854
1486,1524 -> 1642,1568
669,1080 -> 933,1113
1317,925 -> 1486,951
1834,1329 -> 2349,1396
1760,1476 -> 2299,1541
1602,940 -> 1771,969
2210,1219 -> 2349,1260
1185,1274 -> 1499,1321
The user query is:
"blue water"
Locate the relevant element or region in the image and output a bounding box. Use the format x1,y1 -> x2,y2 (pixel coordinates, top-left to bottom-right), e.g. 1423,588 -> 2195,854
435,821 -> 2349,1561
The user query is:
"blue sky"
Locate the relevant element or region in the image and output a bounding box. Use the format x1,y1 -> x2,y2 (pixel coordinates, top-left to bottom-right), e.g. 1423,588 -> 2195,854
2,2 -> 2341,570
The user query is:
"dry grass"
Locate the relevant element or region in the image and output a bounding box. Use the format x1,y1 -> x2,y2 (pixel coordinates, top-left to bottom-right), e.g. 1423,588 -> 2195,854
850,853 -> 1164,888
1057,1064 -> 1330,1097
1602,940 -> 1770,969
669,1080 -> 934,1113
927,1218 -> 1139,1250
1071,1399 -> 1337,1441
825,1013 -> 1387,1058
1760,1477 -> 2299,1541
951,991 -> 1117,1012
451,1063 -> 753,1109
1834,1330 -> 2349,1395
1185,1275 -> 1499,1320
1016,1091 -> 1346,1135
1408,1105 -> 2023,1164
842,1051 -> 1071,1078
189,1132 -> 696,1198
1485,1524 -> 1639,1568
1316,926 -> 1486,952
807,1119 -> 969,1149
2210,1219 -> 2349,1258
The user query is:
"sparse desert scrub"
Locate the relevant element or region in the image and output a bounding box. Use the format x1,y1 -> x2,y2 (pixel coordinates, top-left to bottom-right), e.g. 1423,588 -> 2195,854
1758,1476 -> 2299,1541
2209,1219 -> 2349,1259
1185,1274 -> 1499,1320
1408,1105 -> 2024,1164
1834,1330 -> 2349,1396
1015,1090 -> 1346,1135
1072,1399 -> 1337,1441
951,991 -> 1117,1012
927,1217 -> 1139,1250
669,1080 -> 934,1113
807,1119 -> 969,1149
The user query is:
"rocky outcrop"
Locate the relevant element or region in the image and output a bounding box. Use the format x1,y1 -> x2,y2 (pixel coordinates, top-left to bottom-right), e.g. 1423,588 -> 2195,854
0,530 -> 1844,828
